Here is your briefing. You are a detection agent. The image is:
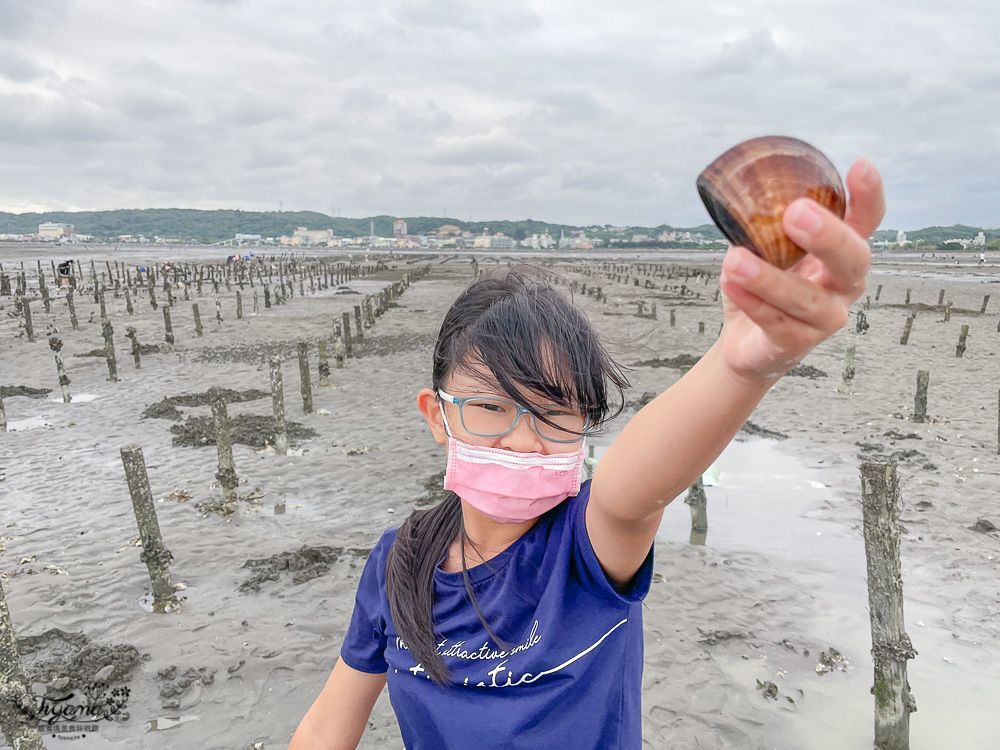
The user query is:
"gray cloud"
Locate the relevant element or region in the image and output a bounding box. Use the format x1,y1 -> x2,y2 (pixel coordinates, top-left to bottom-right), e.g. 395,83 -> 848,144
0,0 -> 997,229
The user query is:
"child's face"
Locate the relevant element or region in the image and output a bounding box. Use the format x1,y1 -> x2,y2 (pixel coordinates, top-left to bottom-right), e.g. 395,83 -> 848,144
416,367 -> 584,455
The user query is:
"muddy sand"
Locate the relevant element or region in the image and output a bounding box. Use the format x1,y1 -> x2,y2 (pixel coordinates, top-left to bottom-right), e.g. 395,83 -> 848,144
1,248 -> 998,749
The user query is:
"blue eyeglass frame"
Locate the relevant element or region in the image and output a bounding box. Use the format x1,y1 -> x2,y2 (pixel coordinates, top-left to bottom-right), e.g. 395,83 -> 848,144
437,389 -> 589,443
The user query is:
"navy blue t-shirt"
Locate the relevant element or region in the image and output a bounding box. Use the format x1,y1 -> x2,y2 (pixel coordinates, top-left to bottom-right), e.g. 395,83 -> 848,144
340,479 -> 654,750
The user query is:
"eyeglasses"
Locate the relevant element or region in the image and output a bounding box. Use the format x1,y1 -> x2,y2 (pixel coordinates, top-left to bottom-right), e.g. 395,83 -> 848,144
437,389 -> 589,443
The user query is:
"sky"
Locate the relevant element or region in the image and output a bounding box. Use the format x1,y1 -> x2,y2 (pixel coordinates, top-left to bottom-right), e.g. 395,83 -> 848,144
0,0 -> 997,230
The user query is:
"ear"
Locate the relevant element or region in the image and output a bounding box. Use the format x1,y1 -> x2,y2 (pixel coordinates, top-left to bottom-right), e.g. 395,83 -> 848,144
417,388 -> 448,445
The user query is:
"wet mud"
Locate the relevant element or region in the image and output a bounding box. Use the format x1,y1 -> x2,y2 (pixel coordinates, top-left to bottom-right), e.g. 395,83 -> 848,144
0,385 -> 52,399
170,414 -> 317,449
17,628 -> 147,690
142,388 -> 270,420
238,545 -> 371,593
156,666 -> 216,710
634,354 -> 702,369
739,420 -> 789,440
413,470 -> 449,508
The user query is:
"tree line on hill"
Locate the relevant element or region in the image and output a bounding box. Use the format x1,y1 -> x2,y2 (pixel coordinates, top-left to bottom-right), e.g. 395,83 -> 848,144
0,209 -> 992,250
0,208 -> 725,244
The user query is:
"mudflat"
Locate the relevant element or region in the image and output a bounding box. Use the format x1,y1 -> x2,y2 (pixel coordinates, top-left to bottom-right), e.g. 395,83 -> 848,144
1,248 -> 997,749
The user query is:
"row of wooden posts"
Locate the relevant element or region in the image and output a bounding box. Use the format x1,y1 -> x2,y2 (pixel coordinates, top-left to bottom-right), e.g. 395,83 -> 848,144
0,256 -> 428,418
0,264 -> 430,750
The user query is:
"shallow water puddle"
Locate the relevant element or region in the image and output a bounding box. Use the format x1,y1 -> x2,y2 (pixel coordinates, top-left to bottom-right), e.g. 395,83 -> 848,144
599,436 -> 998,748
5,416 -> 54,431
46,393 -> 100,404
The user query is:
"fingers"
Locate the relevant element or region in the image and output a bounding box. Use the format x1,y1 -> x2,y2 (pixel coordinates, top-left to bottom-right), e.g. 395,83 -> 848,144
843,157 -> 886,239
782,199 -> 871,296
721,246 -> 848,333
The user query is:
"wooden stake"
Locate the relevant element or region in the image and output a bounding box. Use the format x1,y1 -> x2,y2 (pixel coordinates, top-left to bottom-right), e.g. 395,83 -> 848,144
956,324 -> 969,358
318,340 -> 330,386
193,303 -> 203,337
48,336 -> 71,403
341,312 -> 353,357
859,461 -> 917,750
102,318 -> 118,382
67,288 -> 79,330
269,357 -> 289,455
683,477 -> 708,546
0,396 -> 5,432
211,394 -> 238,503
981,295 -> 990,314
840,344 -> 856,392
297,342 -> 313,414
913,371 -> 929,422
163,307 -> 174,348
22,298 -> 35,343
120,445 -> 178,612
126,326 -> 141,369
0,580 -> 46,750
899,315 -> 913,345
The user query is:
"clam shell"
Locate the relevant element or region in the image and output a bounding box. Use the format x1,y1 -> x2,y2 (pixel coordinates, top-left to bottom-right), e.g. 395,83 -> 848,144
697,136 -> 846,269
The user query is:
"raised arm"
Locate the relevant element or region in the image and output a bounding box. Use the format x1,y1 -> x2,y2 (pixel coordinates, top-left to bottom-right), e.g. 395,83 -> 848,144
588,157 -> 886,586
287,658 -> 387,750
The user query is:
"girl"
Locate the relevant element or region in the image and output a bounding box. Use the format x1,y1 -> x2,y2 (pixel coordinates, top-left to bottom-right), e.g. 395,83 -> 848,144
288,158 -> 884,750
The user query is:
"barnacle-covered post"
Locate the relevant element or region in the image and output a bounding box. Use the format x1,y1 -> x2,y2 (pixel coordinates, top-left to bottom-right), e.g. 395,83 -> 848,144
860,461 -> 916,750
955,325 -> 969,358
67,288 -> 79,330
125,326 -> 141,369
211,392 -> 238,504
102,318 -> 118,382
0,580 -> 45,750
913,371 -> 929,423
162,306 -> 175,349
192,303 -> 203,338
683,477 -> 708,546
48,336 -> 72,403
297,342 -> 313,414
269,357 -> 289,455
120,445 -> 178,612
839,345 -> 856,394
899,315 -> 913,346
21,298 -> 35,343
317,340 -> 331,386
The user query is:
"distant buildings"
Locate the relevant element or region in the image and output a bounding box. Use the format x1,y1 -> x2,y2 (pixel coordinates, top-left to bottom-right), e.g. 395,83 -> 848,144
280,227 -> 334,246
394,219 -> 407,239
38,222 -> 75,240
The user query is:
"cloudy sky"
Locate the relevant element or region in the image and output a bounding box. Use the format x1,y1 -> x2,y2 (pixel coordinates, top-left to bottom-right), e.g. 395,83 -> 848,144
0,0 -> 996,230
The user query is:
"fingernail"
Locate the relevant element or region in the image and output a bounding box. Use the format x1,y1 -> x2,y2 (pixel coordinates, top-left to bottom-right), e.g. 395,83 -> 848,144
728,250 -> 759,280
786,201 -> 822,234
859,157 -> 879,188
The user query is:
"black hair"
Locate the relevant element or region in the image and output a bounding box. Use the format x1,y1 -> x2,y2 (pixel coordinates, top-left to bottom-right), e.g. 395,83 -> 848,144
385,266 -> 629,683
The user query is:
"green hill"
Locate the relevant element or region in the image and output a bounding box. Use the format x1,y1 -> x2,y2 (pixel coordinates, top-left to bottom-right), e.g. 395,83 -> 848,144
0,209 -> 725,243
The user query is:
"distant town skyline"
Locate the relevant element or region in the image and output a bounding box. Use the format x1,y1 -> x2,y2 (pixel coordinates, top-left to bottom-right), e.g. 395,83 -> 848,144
1,1 -> 997,231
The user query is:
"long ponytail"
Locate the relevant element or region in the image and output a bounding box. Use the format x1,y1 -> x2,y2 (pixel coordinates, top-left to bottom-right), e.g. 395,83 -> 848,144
385,493 -> 462,684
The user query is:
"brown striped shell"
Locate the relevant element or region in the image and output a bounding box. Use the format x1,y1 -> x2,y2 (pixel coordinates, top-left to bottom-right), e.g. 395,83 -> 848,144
697,136 -> 846,269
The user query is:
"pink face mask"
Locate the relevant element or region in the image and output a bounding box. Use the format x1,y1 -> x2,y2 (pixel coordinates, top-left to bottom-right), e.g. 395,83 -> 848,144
443,438 -> 586,524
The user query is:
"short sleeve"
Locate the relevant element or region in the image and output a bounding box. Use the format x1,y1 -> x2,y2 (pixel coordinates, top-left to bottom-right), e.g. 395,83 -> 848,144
568,481 -> 653,603
339,529 -> 395,674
